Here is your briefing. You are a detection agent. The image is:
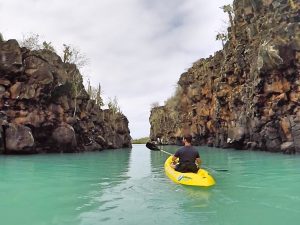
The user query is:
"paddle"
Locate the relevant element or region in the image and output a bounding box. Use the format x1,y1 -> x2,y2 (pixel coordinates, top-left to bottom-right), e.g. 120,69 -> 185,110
149,147 -> 228,172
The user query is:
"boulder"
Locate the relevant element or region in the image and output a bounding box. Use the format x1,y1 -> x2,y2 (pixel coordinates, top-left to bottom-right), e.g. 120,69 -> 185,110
290,91 -> 300,103
0,85 -> 5,94
264,78 -> 290,94
0,79 -> 11,86
5,124 -> 35,153
265,138 -> 282,152
9,82 -> 22,99
83,142 -> 102,151
30,67 -> 54,85
52,124 -> 77,146
95,135 -> 107,147
227,126 -> 246,143
281,142 -> 295,154
0,39 -> 23,74
246,142 -> 257,150
257,40 -> 283,72
280,117 -> 292,141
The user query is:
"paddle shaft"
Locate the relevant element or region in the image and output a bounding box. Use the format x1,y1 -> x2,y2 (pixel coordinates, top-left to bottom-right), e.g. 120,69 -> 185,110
160,149 -> 172,156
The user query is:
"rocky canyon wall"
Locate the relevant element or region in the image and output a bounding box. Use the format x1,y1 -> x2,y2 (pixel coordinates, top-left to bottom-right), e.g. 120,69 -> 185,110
0,39 -> 131,154
150,0 -> 300,153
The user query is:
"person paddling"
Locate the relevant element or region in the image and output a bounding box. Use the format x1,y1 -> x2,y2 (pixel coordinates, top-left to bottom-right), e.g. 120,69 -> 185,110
171,134 -> 201,173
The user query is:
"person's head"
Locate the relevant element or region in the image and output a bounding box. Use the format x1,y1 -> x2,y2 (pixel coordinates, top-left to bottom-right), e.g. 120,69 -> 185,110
183,134 -> 192,145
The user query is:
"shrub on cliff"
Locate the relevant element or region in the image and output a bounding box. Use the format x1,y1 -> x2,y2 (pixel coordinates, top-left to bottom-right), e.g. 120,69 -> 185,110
87,80 -> 104,107
19,33 -> 41,50
62,44 -> 89,69
216,33 -> 228,48
42,41 -> 55,52
108,97 -> 121,114
221,4 -> 236,44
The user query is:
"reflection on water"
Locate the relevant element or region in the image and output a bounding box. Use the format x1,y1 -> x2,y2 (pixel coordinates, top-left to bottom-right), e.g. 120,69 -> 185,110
80,145 -> 155,225
0,149 -> 132,225
1,145 -> 300,225
127,145 -> 151,179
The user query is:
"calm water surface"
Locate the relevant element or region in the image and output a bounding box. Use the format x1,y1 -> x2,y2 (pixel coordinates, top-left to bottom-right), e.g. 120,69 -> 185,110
0,145 -> 300,225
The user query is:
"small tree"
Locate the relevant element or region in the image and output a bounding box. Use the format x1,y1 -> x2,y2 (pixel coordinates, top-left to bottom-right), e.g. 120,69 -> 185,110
216,32 -> 228,48
221,4 -> 236,44
87,81 -> 104,108
71,72 -> 84,117
151,102 -> 160,109
20,33 -> 41,50
108,96 -> 121,114
63,44 -> 72,63
42,41 -> 55,52
95,83 -> 104,107
62,44 -> 89,68
87,79 -> 93,98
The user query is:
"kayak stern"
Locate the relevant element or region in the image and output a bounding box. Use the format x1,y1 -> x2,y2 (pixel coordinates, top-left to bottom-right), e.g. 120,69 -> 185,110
164,156 -> 216,187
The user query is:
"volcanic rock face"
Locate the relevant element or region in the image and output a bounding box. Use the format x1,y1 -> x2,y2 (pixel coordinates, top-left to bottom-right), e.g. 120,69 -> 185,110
0,40 -> 131,153
150,0 -> 300,153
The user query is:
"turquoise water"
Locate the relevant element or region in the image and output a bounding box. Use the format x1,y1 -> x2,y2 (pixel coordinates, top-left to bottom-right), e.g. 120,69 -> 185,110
1,145 -> 300,225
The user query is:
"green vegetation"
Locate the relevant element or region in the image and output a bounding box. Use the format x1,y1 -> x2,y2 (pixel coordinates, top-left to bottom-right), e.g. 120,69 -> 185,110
42,41 -> 55,52
132,137 -> 149,144
221,4 -> 235,44
108,96 -> 121,114
19,33 -> 89,69
62,44 -> 89,68
17,32 -> 123,115
19,33 -> 41,50
87,80 -> 104,107
216,33 -> 228,48
70,72 -> 84,117
18,33 -> 101,116
150,102 -> 160,109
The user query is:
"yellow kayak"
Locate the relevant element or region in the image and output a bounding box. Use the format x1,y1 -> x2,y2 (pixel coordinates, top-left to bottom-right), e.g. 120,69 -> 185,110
164,156 -> 216,187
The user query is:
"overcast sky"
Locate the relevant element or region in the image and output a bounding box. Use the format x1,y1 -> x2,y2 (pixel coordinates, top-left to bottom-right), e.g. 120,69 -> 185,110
0,0 -> 232,138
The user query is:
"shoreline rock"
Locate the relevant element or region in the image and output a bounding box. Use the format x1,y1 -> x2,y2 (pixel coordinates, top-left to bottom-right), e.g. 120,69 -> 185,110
0,40 -> 132,154
149,0 -> 300,154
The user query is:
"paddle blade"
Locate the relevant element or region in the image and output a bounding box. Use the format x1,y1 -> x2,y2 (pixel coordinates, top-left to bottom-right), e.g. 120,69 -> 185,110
146,142 -> 160,151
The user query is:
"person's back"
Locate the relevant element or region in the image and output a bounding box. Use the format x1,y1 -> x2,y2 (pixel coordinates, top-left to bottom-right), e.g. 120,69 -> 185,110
171,135 -> 201,173
174,146 -> 199,163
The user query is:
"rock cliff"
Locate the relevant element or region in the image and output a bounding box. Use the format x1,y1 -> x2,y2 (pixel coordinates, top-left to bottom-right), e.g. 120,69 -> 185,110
0,39 -> 131,154
150,0 -> 300,153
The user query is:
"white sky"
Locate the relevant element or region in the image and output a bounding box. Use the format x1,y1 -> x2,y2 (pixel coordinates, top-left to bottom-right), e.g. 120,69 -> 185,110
0,0 -> 232,138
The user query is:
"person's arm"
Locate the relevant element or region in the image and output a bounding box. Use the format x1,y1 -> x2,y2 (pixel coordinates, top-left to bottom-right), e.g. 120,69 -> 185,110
172,149 -> 180,164
195,151 -> 201,167
172,155 -> 178,164
195,157 -> 201,167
